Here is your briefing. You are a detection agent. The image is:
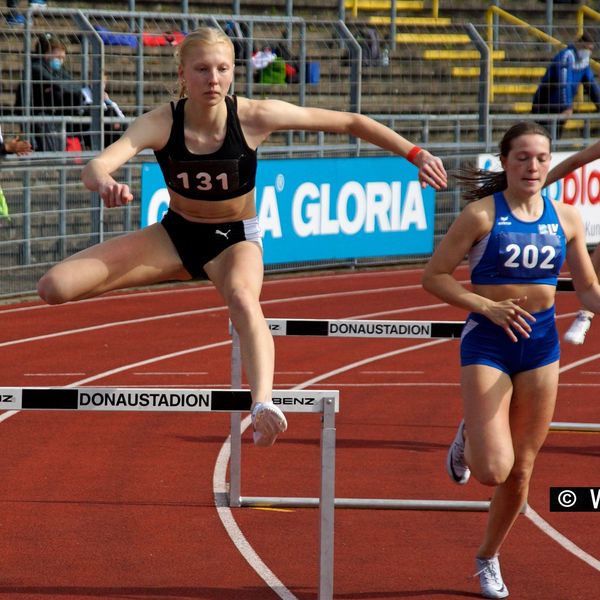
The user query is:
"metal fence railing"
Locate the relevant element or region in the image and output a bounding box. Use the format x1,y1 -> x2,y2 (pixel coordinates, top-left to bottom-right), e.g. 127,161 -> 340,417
1,5 -> 599,297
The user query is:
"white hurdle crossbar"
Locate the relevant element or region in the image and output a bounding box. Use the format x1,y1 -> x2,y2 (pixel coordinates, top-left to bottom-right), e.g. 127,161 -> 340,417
0,386 -> 339,600
263,318 -> 600,434
229,317 -> 599,515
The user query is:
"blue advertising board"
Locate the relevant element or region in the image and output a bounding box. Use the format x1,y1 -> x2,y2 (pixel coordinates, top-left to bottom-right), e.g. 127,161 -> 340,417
141,156 -> 435,264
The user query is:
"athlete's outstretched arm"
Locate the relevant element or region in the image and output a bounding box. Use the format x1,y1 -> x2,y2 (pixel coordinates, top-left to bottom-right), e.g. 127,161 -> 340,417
546,139 -> 600,186
239,98 -> 447,190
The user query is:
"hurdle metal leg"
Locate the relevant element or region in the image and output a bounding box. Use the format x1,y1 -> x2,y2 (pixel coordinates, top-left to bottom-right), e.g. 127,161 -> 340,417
230,327 -> 243,508
319,397 -> 336,600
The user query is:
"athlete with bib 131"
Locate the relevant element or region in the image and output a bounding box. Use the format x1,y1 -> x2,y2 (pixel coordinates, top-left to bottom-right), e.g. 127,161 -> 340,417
422,121 -> 600,599
37,26 -> 447,447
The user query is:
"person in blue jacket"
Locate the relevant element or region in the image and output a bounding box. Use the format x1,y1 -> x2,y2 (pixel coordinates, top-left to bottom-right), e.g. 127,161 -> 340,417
531,31 -> 600,138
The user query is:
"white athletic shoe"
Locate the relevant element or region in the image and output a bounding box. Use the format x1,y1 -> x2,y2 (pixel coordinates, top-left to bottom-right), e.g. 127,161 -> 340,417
446,419 -> 470,485
474,555 -> 509,599
564,310 -> 594,345
251,402 -> 287,447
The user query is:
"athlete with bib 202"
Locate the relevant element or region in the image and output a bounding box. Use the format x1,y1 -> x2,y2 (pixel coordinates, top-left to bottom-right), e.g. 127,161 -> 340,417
422,121 -> 600,599
37,26 -> 447,447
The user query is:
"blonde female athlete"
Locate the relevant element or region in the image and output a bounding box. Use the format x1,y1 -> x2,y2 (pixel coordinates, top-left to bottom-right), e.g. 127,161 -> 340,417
37,26 -> 447,447
423,121 -> 600,598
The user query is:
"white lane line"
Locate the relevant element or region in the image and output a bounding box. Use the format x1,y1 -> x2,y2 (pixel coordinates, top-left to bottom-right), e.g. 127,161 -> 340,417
525,506 -> 600,571
213,442 -> 298,600
0,285 -> 413,349
25,372 -> 86,376
0,306 -> 228,349
132,371 -> 209,376
0,410 -> 19,424
0,267 -> 432,314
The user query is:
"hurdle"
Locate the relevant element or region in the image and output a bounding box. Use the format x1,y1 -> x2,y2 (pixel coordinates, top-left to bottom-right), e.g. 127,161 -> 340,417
0,386 -> 339,600
229,315 -> 599,514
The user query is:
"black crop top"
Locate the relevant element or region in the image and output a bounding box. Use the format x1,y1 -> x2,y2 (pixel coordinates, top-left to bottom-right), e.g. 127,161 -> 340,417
154,95 -> 257,201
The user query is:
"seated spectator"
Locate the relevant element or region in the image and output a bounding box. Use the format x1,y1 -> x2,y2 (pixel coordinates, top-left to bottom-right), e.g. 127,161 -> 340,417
15,33 -> 88,151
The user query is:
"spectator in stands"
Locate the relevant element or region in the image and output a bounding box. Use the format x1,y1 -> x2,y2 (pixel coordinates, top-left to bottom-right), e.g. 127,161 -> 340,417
5,0 -> 47,26
0,124 -> 32,219
531,31 -> 600,139
422,121 -> 600,599
37,26 -> 447,448
15,33 -> 87,151
545,139 -> 600,345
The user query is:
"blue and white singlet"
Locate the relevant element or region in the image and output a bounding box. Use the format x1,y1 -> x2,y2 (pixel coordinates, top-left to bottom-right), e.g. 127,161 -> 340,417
469,191 -> 567,286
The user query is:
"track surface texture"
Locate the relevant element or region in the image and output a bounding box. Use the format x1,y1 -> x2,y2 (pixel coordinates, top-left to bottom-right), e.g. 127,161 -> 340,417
0,265 -> 598,599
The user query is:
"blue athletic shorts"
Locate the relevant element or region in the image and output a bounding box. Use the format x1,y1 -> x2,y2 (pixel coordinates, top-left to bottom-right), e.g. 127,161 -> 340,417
460,305 -> 559,375
161,209 -> 262,279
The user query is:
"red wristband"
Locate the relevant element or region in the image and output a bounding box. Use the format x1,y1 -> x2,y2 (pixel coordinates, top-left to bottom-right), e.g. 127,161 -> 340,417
406,146 -> 423,164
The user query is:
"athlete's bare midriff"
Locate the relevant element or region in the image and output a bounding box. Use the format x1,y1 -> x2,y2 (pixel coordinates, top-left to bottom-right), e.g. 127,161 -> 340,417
168,188 -> 256,223
472,283 -> 556,313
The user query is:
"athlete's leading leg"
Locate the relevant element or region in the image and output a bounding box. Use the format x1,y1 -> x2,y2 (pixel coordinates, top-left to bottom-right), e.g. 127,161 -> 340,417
204,240 -> 286,446
37,224 -> 190,304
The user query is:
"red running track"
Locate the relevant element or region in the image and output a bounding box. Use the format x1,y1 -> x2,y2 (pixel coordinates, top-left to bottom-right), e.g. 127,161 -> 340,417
0,266 -> 599,600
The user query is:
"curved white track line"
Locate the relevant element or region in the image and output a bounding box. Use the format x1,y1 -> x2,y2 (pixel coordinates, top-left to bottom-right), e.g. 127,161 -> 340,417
213,445 -> 297,600
525,506 -> 600,571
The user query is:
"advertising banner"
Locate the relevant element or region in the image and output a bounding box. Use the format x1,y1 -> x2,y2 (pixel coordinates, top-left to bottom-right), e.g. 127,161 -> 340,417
141,156 -> 435,264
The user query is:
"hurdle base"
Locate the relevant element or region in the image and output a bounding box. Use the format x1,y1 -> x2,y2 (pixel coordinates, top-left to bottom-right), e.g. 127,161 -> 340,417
238,496 -> 492,511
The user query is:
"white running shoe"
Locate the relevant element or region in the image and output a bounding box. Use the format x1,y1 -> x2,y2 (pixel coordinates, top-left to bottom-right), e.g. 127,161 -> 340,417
564,310 -> 594,345
446,419 -> 470,485
251,402 -> 287,447
474,555 -> 509,599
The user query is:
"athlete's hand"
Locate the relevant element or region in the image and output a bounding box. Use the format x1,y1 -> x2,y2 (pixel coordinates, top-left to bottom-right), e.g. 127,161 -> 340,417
98,180 -> 134,208
413,150 -> 448,190
484,297 -> 535,342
